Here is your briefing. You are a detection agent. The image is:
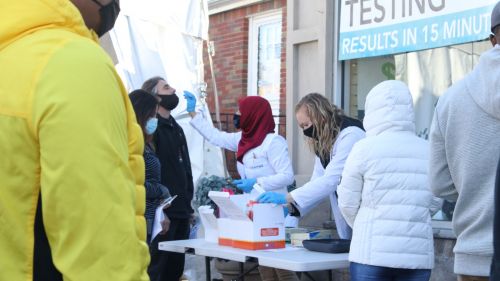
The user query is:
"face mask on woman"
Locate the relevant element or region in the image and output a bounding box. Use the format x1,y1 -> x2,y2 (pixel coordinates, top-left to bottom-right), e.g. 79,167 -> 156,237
233,114 -> 241,129
303,125 -> 318,140
145,118 -> 158,135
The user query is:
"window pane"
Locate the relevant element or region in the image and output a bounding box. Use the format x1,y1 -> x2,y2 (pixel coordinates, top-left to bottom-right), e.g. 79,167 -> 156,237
347,40 -> 491,221
257,21 -> 281,118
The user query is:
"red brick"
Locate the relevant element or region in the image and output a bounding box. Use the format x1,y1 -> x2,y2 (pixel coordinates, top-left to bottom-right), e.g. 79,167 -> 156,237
204,0 -> 288,168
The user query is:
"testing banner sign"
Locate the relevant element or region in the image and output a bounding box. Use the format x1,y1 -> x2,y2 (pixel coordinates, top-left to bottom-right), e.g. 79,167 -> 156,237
339,0 -> 498,60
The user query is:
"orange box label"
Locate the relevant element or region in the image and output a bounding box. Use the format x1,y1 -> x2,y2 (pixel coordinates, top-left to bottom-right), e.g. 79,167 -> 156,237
260,228 -> 279,237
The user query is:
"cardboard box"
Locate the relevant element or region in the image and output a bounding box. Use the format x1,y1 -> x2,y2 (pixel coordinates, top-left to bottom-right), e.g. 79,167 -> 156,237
208,191 -> 285,250
290,229 -> 333,247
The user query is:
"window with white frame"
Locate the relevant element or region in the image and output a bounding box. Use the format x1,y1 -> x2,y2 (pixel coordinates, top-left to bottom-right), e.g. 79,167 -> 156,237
344,39 -> 491,236
248,11 -> 282,120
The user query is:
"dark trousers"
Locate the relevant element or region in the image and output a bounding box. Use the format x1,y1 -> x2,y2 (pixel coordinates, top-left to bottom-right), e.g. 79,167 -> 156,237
148,218 -> 190,281
350,262 -> 431,281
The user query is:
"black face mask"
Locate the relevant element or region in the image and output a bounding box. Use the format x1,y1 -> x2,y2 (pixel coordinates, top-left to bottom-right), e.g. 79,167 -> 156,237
303,125 -> 317,140
159,94 -> 179,111
91,0 -> 120,37
233,114 -> 241,129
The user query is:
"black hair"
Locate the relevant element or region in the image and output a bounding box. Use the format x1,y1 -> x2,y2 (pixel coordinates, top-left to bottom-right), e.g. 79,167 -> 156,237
129,89 -> 159,139
494,25 -> 500,37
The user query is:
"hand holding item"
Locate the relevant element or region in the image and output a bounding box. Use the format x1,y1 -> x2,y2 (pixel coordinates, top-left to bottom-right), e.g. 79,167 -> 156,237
233,178 -> 257,193
183,91 -> 197,113
257,191 -> 287,204
161,195 -> 177,210
160,216 -> 171,235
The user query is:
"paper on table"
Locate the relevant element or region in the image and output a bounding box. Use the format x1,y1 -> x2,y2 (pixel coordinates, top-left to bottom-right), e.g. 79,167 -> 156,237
208,191 -> 251,221
151,200 -> 171,243
264,245 -> 303,252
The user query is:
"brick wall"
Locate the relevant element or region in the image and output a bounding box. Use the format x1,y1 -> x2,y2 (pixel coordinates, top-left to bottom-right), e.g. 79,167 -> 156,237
204,0 -> 287,178
204,0 -> 287,116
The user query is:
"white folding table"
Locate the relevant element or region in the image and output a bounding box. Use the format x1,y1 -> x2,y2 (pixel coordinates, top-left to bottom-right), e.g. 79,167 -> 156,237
159,239 -> 349,281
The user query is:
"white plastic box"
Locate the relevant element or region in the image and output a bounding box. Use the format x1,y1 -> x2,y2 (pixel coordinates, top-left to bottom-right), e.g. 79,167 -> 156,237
208,191 -> 285,250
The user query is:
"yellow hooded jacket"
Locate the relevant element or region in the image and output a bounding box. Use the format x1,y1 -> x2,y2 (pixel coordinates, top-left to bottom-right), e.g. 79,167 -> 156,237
0,0 -> 150,280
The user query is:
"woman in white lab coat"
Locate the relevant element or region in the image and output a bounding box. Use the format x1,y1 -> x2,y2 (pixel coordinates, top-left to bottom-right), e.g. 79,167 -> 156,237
184,92 -> 298,281
257,93 -> 365,239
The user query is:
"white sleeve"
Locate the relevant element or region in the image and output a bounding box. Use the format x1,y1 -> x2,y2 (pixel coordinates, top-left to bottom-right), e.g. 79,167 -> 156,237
429,196 -> 444,216
310,156 -> 324,181
190,113 -> 240,152
337,143 -> 365,228
256,136 -> 295,191
290,128 -> 365,211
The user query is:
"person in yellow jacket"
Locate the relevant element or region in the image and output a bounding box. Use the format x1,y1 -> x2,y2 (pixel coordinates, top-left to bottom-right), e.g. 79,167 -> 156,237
0,0 -> 150,280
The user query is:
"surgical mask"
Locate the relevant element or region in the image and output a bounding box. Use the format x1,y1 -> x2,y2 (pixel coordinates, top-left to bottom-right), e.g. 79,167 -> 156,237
233,114 -> 241,129
159,94 -> 179,111
145,118 -> 158,135
91,0 -> 120,37
303,125 -> 317,140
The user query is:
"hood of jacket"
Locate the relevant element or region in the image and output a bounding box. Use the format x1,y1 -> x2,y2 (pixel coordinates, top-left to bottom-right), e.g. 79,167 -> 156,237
0,0 -> 96,52
363,80 -> 416,137
465,45 -> 500,120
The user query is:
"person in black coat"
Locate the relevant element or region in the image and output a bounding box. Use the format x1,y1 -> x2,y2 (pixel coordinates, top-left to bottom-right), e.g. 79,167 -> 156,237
142,77 -> 194,281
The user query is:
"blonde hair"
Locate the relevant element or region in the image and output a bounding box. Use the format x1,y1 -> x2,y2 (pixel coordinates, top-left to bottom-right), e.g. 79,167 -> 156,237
295,93 -> 343,161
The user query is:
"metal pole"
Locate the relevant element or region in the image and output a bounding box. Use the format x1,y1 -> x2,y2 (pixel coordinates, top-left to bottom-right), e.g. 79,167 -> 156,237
205,257 -> 211,281
206,40 -> 222,130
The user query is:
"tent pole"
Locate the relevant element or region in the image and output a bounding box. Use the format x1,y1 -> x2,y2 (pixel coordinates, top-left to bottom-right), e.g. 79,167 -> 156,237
206,40 -> 222,130
206,39 -> 229,178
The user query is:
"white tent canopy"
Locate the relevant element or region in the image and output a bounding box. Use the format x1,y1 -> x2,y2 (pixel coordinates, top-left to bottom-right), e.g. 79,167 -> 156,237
110,0 -> 226,190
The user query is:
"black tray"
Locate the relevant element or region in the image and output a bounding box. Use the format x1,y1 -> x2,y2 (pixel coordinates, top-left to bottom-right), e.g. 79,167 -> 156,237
302,239 -> 351,253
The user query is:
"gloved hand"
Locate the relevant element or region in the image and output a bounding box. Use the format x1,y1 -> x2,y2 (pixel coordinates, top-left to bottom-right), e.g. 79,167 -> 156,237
233,178 -> 256,193
257,192 -> 287,204
183,91 -> 197,112
283,206 -> 289,217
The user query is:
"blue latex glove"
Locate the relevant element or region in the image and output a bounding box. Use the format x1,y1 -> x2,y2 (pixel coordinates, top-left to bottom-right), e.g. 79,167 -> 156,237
257,192 -> 287,204
233,178 -> 256,193
183,91 -> 196,112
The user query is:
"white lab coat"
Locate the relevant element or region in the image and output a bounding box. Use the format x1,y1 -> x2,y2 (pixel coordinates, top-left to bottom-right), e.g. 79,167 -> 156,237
190,113 -> 294,194
290,126 -> 365,239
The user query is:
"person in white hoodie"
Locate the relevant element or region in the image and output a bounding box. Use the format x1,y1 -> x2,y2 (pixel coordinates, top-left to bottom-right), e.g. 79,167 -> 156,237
337,80 -> 436,281
429,3 -> 500,280
183,92 -> 298,281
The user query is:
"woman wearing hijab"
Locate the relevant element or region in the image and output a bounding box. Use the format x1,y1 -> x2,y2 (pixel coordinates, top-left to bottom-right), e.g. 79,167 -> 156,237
184,92 -> 298,281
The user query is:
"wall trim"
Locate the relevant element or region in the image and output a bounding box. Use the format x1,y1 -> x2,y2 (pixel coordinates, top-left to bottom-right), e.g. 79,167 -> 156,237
208,0 -> 269,15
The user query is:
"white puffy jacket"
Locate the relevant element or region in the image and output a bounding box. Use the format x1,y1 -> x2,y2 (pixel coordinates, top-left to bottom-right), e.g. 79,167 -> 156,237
337,80 -> 434,269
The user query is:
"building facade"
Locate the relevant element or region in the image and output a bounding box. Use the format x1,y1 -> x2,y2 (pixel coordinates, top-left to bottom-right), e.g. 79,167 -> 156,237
286,1 -> 498,280
205,0 -> 288,177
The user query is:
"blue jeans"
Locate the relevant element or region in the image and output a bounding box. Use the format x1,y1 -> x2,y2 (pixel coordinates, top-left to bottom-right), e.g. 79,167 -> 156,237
350,262 -> 431,281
